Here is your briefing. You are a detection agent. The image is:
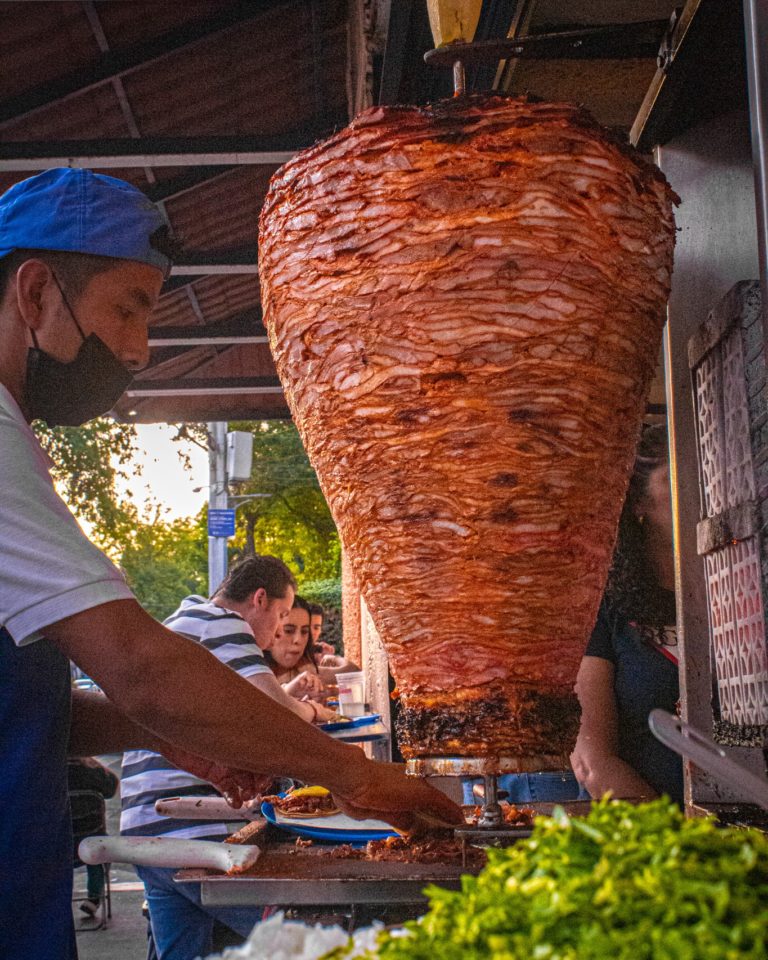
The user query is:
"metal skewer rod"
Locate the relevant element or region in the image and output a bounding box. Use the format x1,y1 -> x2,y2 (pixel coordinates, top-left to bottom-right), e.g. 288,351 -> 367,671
453,59 -> 466,96
478,773 -> 503,827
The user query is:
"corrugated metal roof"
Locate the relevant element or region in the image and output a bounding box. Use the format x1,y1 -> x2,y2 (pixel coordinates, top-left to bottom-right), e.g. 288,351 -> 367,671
0,0 -> 349,422
0,0 -> 672,423
165,167 -> 274,250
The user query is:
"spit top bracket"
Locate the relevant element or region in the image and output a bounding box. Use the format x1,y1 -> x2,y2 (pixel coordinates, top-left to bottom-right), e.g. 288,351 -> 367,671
423,19 -> 671,70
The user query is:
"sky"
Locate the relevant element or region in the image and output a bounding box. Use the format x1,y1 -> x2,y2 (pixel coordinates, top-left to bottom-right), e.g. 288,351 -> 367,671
115,423 -> 209,521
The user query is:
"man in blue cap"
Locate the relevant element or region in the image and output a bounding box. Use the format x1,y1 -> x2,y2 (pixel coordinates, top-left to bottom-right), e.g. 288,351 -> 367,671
0,169 -> 462,960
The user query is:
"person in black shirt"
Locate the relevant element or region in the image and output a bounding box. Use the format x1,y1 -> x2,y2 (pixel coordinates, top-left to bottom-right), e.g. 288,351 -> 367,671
571,424 -> 683,805
67,757 -> 118,916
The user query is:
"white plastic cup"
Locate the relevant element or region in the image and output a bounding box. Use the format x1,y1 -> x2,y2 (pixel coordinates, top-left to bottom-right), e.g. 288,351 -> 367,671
336,671 -> 366,717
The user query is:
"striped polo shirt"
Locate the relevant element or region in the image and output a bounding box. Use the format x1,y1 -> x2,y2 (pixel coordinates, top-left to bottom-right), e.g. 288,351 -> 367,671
120,595 -> 271,840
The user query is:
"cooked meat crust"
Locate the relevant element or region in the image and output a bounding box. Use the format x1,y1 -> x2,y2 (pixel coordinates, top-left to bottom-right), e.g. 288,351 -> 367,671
260,95 -> 676,761
329,833 -> 487,866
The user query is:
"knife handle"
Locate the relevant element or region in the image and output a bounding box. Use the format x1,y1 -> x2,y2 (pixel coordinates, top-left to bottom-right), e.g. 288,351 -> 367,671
78,835 -> 261,872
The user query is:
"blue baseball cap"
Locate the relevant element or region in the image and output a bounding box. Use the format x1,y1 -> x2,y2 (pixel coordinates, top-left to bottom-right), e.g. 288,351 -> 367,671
0,168 -> 172,278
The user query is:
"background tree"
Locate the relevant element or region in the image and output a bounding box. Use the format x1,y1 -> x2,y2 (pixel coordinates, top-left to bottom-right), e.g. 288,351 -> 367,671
35,418 -> 344,628
33,419 -> 140,551
118,507 -> 208,621
34,419 -> 210,620
228,420 -> 341,585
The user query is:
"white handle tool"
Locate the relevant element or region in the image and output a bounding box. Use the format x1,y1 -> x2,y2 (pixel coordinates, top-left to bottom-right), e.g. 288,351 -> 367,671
649,709 -> 768,811
78,835 -> 261,873
154,796 -> 261,821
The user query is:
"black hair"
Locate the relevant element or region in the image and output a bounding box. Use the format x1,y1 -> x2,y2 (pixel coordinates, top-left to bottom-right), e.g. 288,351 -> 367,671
216,555 -> 296,603
603,423 -> 676,640
0,228 -> 182,302
264,593 -> 316,676
293,595 -> 312,616
307,602 -> 324,618
0,249 -> 119,302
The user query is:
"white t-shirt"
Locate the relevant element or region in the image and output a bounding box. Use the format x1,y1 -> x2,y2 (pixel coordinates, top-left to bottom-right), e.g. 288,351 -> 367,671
0,385 -> 133,645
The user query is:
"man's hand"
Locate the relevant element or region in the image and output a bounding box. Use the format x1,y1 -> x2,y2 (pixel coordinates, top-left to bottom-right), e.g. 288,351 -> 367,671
284,670 -> 324,701
312,701 -> 338,724
319,654 -> 350,670
331,762 -> 464,834
161,742 -> 273,809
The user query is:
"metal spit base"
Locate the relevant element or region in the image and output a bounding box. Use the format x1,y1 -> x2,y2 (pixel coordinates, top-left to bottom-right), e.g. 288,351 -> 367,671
405,754 -> 567,777
406,754 -> 569,828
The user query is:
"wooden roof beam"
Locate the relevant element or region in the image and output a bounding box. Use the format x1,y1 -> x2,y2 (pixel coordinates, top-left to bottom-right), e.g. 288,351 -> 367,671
0,2 -> 290,129
0,133 -> 314,169
148,311 -> 267,348
170,246 -> 259,276
145,167 -> 238,204
125,376 -> 284,398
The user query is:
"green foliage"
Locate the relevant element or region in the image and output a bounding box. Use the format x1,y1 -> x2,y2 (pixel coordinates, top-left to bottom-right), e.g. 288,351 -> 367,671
33,418 -> 140,549
300,578 -> 343,650
119,508 -> 208,621
297,578 -> 342,610
35,417 -> 341,622
228,420 -> 341,585
357,798 -> 768,960
35,419 -> 211,620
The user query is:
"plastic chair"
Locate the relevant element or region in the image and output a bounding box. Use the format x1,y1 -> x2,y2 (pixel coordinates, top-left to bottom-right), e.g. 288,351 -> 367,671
70,789 -> 112,930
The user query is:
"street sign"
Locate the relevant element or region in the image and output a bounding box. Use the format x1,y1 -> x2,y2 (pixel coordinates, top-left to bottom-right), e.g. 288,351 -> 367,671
208,508 -> 236,538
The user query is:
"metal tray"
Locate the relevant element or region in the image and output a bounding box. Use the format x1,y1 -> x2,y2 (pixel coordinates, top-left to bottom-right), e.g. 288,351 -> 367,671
319,713 -> 381,732
176,846 -> 473,906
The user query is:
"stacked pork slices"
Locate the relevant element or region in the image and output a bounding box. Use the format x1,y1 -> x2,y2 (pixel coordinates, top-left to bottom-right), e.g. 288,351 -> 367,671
259,95 -> 677,764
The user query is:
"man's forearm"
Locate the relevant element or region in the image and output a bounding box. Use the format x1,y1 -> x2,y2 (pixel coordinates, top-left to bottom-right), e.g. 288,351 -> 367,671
583,756 -> 658,800
249,672 -> 317,723
69,689 -> 165,757
50,600 -> 368,794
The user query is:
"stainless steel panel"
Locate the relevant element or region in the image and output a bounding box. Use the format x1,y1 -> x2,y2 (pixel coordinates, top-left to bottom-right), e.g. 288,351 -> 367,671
177,851 -> 471,907
198,874 -> 461,906
743,0 -> 768,351
657,107 -> 766,804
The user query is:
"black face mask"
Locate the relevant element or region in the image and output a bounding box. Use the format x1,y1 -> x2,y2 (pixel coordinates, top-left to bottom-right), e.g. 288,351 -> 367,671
25,278 -> 133,427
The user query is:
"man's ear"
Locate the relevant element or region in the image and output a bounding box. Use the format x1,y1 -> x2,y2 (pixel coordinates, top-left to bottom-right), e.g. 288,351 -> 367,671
15,259 -> 56,332
253,587 -> 268,610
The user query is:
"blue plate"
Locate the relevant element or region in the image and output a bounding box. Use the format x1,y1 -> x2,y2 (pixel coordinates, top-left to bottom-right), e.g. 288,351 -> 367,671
260,799 -> 397,844
319,713 -> 381,733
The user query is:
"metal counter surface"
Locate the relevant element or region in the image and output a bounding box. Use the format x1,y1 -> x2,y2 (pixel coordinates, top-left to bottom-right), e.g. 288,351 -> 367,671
177,846 -> 471,906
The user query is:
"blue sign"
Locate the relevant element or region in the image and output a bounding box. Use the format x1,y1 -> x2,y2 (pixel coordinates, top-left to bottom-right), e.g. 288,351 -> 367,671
208,508 -> 236,538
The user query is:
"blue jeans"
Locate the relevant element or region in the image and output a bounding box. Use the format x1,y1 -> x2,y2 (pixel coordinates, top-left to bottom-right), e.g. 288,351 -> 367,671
462,771 -> 586,805
137,865 -> 262,960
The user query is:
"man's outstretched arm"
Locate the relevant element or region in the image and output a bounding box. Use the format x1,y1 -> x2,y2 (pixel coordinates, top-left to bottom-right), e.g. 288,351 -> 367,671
51,598 -> 463,832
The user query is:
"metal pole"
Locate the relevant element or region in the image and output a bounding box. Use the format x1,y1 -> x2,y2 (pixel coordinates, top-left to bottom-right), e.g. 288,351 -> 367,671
207,420 -> 228,595
744,0 -> 768,356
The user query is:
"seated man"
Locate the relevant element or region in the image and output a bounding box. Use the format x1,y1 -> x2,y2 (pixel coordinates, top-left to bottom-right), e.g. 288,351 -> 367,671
308,602 -> 335,664
121,556 -> 335,960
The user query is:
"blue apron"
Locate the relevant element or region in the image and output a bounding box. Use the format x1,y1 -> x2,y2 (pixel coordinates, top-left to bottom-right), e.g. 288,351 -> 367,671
0,627 -> 77,959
